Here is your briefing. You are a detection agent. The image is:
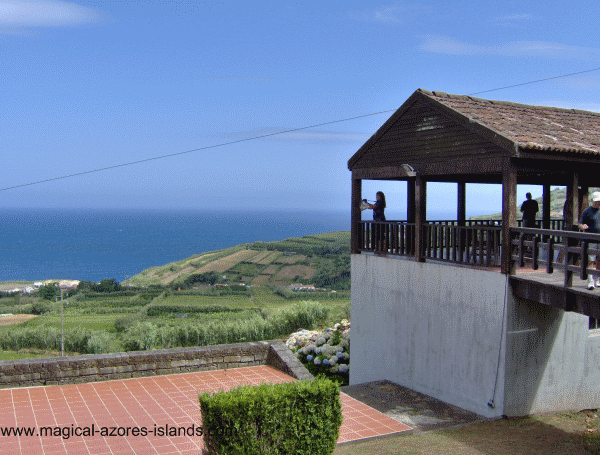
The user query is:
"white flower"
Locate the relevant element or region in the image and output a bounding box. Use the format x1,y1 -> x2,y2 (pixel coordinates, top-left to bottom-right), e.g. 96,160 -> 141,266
338,364 -> 349,374
328,356 -> 338,366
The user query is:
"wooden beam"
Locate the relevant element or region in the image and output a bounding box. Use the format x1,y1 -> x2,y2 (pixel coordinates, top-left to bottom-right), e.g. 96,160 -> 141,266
351,165 -> 419,180
501,161 -> 517,274
351,175 -> 362,254
510,277 -> 600,319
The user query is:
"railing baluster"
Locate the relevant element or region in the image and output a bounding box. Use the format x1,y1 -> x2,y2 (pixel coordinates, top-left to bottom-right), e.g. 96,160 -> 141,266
444,225 -> 452,260
546,237 -> 554,274
581,241 -> 588,281
519,234 -> 525,267
532,236 -> 539,270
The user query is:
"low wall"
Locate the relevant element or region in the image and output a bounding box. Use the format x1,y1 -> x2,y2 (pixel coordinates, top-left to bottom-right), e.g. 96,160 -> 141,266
0,340 -> 312,389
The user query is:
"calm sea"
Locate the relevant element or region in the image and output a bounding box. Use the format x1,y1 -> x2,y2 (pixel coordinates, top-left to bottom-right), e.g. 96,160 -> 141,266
1,208 -> 460,283
1,209 -> 353,283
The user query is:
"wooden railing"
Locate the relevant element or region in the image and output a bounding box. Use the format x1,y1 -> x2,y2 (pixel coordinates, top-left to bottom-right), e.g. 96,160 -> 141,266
424,223 -> 501,266
358,220 -> 600,289
358,221 -> 501,266
427,219 -> 565,230
358,220 -> 416,256
509,227 -> 600,287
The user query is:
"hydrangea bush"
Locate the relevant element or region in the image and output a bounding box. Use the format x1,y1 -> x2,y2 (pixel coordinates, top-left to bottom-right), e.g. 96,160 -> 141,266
286,319 -> 350,384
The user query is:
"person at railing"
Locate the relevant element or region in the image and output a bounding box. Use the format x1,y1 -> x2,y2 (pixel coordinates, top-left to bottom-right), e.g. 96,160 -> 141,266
578,191 -> 600,290
520,192 -> 539,257
367,191 -> 386,253
520,192 -> 539,228
367,191 -> 386,222
557,189 -> 589,263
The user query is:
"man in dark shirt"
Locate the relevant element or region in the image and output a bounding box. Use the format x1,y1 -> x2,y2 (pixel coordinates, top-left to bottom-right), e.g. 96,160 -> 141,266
579,191 -> 600,289
520,192 -> 539,227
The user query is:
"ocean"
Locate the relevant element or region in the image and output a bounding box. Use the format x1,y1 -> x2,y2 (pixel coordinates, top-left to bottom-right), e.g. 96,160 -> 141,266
1,209 -> 353,283
1,208 -> 461,283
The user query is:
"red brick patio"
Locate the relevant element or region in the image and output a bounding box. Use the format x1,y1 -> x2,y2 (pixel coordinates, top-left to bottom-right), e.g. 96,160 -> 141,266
0,365 -> 410,454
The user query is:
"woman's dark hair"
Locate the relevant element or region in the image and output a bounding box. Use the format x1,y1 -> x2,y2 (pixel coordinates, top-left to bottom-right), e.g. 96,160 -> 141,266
376,191 -> 386,208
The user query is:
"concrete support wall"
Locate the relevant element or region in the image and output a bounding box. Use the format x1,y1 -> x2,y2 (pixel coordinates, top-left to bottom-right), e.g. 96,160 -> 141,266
350,254 -> 508,418
351,253 -> 600,417
503,295 -> 600,416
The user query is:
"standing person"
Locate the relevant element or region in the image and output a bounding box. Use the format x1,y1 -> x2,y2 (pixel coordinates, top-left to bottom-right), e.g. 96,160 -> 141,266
368,191 -> 386,222
520,192 -> 539,227
557,189 -> 588,263
367,192 -> 386,252
579,191 -> 600,290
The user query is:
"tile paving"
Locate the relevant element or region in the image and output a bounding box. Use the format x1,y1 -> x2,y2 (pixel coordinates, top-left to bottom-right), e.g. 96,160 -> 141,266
0,365 -> 410,454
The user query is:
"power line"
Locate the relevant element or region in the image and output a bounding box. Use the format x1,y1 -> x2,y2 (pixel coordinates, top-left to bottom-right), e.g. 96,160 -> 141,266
468,67 -> 600,96
3,66 -> 600,193
0,110 -> 395,192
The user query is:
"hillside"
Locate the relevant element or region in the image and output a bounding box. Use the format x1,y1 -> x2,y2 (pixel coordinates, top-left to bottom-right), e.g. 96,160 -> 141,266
125,231 -> 351,290
470,187 -> 598,221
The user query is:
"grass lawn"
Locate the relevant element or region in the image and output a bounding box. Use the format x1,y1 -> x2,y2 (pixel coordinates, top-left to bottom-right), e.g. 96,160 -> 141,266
0,350 -> 61,361
14,314 -> 122,332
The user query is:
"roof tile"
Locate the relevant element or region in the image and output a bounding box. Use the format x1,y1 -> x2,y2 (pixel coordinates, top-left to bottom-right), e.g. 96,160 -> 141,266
421,89 -> 600,154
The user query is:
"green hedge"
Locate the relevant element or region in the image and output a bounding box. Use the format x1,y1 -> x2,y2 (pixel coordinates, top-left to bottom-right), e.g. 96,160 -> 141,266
0,324 -> 112,354
146,304 -> 249,317
122,301 -> 329,351
199,378 -> 342,455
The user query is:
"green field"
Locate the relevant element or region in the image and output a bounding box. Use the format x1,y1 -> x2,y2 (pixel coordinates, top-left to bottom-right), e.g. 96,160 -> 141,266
0,287 -> 350,359
125,231 -> 351,289
0,231 -> 351,359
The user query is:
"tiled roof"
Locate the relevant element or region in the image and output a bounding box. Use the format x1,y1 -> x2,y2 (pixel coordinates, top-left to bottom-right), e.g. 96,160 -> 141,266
420,89 -> 600,154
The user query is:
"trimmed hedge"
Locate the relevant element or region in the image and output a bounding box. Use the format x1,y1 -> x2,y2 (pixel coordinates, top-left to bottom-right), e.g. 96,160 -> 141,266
199,378 -> 342,455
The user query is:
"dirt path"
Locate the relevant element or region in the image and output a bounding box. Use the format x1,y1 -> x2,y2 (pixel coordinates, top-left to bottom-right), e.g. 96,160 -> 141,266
0,314 -> 37,326
335,412 -> 597,454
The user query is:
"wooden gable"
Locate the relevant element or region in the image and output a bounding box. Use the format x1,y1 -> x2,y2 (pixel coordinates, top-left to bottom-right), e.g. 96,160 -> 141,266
348,89 -> 600,185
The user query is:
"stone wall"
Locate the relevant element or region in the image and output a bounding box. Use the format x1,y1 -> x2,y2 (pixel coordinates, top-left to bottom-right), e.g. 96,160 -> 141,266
0,340 -> 312,388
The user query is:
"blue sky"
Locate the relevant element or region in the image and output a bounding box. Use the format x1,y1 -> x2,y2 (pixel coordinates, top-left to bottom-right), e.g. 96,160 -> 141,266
1,0 -> 599,217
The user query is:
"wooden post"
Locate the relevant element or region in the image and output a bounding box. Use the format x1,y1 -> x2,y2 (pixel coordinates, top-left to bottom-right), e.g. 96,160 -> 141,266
407,179 -> 416,255
566,174 -> 579,228
458,182 -> 466,226
407,179 -> 415,223
351,175 -> 362,254
415,175 -> 426,262
542,184 -> 551,242
458,181 -> 467,261
564,173 -> 579,287
501,162 -> 517,274
542,184 -> 550,230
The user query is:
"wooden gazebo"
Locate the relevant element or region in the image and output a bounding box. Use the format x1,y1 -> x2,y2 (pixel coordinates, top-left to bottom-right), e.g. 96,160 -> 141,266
348,89 -> 600,319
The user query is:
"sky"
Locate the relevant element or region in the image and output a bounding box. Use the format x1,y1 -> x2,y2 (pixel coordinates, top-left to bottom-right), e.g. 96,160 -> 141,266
1,0 -> 600,217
